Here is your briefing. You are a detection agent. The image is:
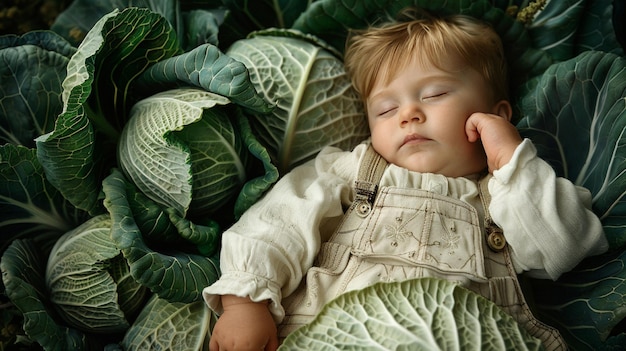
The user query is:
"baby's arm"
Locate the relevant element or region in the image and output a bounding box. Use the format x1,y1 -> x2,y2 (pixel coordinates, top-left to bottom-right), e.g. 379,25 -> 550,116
209,295 -> 278,351
204,145 -> 361,348
466,112 -> 608,279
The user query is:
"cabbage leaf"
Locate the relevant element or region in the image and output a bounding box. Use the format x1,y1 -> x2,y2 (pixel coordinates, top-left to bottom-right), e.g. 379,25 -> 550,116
134,43 -> 272,114
46,214 -> 147,333
1,239 -> 90,350
0,31 -> 76,147
288,0 -> 620,99
227,31 -> 369,173
183,9 -> 223,49
215,0 -> 313,49
281,278 -> 542,350
516,50 -> 626,349
118,89 -> 236,217
525,249 -> 626,350
290,0 -> 624,63
102,168 -> 221,303
50,0 -> 182,46
118,87 -> 277,220
119,295 -> 215,351
36,8 -> 182,215
1,0 -> 626,349
0,144 -> 86,244
525,0 -> 623,60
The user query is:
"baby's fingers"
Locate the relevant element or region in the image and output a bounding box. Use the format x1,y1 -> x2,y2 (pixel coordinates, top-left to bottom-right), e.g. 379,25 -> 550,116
465,113 -> 484,143
265,336 -> 279,351
209,336 -> 219,351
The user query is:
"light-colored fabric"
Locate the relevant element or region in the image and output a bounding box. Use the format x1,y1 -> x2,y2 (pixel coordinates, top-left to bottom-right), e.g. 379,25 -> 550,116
490,139 -> 608,280
279,185 -> 489,336
277,146 -> 566,349
477,174 -> 566,350
203,139 -> 608,325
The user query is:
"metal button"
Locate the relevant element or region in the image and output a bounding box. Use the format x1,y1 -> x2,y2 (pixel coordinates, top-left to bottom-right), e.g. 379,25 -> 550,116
487,231 -> 506,251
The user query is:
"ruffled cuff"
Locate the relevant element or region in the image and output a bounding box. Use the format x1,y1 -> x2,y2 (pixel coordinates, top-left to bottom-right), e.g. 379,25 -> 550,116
492,138 -> 536,184
203,271 -> 285,323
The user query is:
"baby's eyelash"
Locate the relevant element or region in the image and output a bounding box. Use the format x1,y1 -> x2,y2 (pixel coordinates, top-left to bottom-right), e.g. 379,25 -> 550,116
378,107 -> 396,116
424,92 -> 447,99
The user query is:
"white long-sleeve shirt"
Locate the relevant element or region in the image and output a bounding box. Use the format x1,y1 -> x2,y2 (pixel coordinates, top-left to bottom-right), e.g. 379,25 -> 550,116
203,139 -> 608,322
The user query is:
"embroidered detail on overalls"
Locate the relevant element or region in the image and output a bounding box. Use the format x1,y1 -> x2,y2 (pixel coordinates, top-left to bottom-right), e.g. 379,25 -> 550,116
435,213 -> 461,254
383,217 -> 414,245
443,229 -> 461,253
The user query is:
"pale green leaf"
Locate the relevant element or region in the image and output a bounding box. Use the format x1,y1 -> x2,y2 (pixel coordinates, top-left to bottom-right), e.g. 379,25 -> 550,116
45,215 -> 142,333
227,32 -> 369,173
281,278 -> 542,350
121,295 -> 215,351
118,88 -> 232,217
1,239 -> 89,350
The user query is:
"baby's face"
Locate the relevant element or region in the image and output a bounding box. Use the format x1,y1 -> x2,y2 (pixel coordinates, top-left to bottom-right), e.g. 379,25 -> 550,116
366,56 -> 499,177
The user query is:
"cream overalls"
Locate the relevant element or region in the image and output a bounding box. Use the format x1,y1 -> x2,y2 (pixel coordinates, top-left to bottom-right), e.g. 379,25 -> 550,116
279,145 -> 566,350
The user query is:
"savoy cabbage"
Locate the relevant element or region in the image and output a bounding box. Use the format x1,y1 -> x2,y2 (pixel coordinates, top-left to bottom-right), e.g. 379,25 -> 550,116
0,0 -> 625,350
281,278 -> 543,350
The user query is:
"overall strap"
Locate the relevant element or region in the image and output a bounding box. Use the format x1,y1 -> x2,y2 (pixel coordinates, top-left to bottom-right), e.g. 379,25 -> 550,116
478,175 -> 567,350
352,144 -> 388,217
478,174 -> 507,252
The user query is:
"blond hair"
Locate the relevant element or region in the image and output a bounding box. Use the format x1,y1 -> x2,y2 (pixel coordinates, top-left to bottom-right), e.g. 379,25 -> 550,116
344,11 -> 509,103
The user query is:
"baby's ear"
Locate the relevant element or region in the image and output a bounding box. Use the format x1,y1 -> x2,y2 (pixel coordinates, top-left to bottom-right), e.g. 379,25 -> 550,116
492,100 -> 513,121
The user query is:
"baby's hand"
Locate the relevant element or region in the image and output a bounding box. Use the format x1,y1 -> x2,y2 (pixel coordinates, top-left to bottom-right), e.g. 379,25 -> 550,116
465,112 -> 522,173
209,295 -> 278,351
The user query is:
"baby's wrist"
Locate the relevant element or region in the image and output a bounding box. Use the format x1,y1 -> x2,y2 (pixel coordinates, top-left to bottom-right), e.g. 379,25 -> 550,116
221,294 -> 270,309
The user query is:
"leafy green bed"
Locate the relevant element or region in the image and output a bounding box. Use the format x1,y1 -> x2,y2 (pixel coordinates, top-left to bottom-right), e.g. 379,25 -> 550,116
0,0 -> 625,350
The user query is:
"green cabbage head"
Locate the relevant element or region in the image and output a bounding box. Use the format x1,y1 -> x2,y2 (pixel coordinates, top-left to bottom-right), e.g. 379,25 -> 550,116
118,88 -> 249,218
45,214 -> 147,333
227,30 -> 370,174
